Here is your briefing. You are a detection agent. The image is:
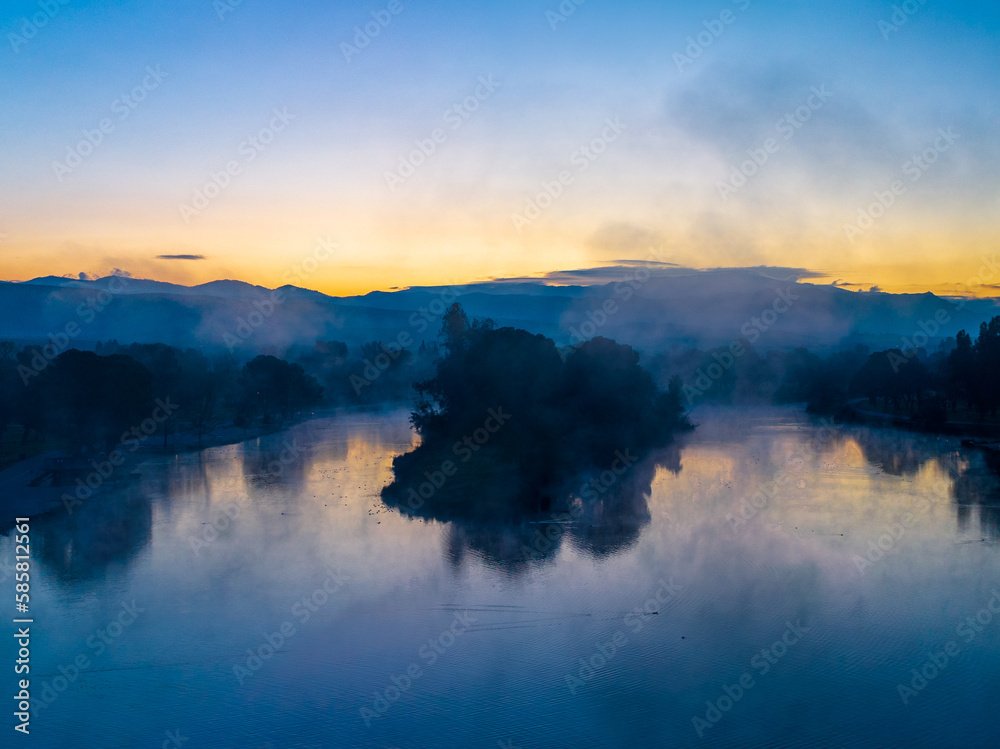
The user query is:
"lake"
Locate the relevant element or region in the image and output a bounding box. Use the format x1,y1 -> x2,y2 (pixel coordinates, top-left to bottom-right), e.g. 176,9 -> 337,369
5,406 -> 1000,748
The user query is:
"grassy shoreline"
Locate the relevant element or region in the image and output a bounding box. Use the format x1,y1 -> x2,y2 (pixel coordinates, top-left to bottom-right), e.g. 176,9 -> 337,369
0,408 -> 342,526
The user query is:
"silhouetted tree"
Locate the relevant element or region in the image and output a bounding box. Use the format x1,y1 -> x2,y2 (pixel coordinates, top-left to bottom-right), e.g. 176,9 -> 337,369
24,350 -> 153,453
975,317 -> 1000,416
176,349 -> 221,445
238,355 -> 322,426
389,305 -> 692,515
0,341 -> 18,440
119,343 -> 183,446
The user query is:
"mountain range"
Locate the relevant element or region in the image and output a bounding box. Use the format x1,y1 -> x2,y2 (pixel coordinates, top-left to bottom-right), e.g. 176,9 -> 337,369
4,266 -> 998,356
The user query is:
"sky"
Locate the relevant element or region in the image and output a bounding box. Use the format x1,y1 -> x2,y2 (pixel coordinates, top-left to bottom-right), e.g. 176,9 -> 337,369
1,0 -> 998,297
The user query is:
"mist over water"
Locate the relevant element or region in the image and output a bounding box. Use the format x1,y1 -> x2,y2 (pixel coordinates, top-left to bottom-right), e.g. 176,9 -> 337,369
5,407 -> 999,748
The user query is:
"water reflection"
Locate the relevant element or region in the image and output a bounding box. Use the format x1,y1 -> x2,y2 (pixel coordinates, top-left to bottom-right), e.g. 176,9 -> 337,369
848,428 -> 935,477
9,407 -> 1000,749
846,427 -> 1000,539
33,483 -> 152,583
386,439 -> 685,574
945,451 -> 1000,538
438,453 -> 668,573
238,432 -> 316,496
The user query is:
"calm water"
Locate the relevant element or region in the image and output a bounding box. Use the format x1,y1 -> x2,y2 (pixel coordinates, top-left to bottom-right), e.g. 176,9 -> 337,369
4,407 -> 1000,748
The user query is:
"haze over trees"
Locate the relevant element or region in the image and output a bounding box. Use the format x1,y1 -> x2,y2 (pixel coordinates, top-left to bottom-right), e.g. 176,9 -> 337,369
235,354 -> 323,427
3,303 -> 998,471
642,315 -> 999,429
0,332 -> 439,464
384,304 -> 692,516
20,349 -> 153,453
286,337 -> 439,407
775,315 -> 1000,425
1,344 -> 323,460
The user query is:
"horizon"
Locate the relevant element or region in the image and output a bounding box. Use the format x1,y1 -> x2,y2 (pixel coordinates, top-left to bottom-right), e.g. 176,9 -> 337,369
6,259 -> 1000,300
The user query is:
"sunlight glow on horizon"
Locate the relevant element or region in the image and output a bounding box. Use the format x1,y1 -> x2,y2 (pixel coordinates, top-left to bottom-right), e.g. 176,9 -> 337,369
1,0 -> 997,297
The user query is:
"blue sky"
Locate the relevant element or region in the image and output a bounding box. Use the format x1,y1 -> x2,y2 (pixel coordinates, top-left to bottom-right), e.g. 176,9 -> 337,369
1,0 -> 998,294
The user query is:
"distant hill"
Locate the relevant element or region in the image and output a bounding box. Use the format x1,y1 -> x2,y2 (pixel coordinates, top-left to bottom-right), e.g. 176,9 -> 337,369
2,266 -> 997,356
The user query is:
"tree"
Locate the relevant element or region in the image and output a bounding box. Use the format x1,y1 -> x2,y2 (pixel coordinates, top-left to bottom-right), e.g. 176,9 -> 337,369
0,341 -> 18,439
947,318 -> 1000,418
397,305 -> 692,513
851,351 -> 897,408
177,349 -> 221,446
122,343 -> 183,446
24,350 -> 153,453
238,355 -> 322,426
974,317 -> 1000,415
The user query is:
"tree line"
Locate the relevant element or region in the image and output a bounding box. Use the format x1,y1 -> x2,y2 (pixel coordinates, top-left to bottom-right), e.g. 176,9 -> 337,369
0,333 -> 443,461
0,344 -> 324,456
786,315 -> 1000,424
3,310 -> 996,464
658,314 -> 1000,427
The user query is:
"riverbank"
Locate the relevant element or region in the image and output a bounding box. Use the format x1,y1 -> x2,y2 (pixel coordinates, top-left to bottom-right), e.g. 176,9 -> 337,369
843,399 -> 1000,439
0,410 -> 336,526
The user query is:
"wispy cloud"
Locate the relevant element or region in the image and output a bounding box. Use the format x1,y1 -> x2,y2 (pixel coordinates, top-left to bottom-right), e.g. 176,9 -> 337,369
490,264 -> 824,287
156,254 -> 206,260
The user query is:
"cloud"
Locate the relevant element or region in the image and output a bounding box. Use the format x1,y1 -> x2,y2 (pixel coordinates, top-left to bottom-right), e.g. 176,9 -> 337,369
666,61 -> 903,196
540,266 -> 651,285
491,264 -> 823,287
156,254 -> 206,260
718,266 -> 824,282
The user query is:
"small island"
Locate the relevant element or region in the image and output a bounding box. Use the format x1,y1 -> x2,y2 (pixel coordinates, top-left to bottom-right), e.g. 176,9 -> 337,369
382,304 -> 692,519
